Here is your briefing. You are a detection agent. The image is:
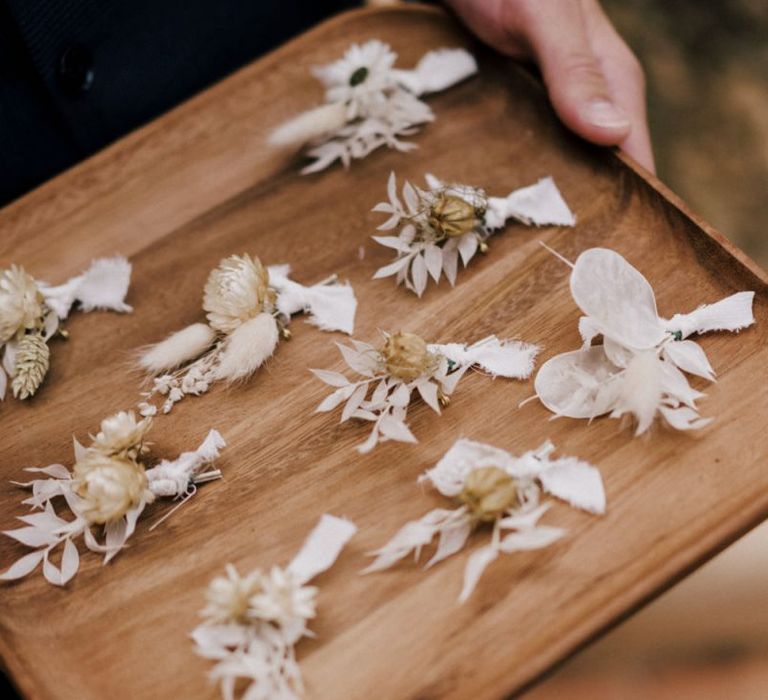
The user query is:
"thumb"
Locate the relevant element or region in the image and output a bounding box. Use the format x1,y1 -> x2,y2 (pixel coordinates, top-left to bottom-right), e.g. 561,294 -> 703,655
526,2 -> 631,145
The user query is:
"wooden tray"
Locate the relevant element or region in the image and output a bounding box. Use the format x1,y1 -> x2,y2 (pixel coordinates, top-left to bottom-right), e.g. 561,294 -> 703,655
1,5 -> 766,699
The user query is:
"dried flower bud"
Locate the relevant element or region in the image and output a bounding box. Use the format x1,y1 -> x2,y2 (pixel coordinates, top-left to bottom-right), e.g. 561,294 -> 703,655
380,331 -> 433,381
11,332 -> 50,400
202,564 -> 264,625
457,466 -> 518,522
73,450 -> 148,524
203,254 -> 273,334
0,265 -> 44,343
92,410 -> 152,459
428,194 -> 479,239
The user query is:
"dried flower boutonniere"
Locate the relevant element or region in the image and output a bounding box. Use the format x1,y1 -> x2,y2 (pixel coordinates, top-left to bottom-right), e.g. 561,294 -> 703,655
372,173 -> 575,295
534,247 -> 756,434
192,514 -> 356,700
364,438 -> 605,602
1,410 -> 225,585
269,40 -> 477,173
138,254 -> 356,415
312,330 -> 538,453
0,257 -> 132,401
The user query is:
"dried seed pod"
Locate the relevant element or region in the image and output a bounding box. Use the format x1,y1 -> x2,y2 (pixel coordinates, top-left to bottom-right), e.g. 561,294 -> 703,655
11,332 -> 50,400
457,466 -> 518,522
428,193 -> 479,239
380,331 -> 433,381
0,265 -> 44,343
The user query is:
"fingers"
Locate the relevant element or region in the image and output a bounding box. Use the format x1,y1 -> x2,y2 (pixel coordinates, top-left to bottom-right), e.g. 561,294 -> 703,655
521,0 -> 632,146
585,2 -> 655,171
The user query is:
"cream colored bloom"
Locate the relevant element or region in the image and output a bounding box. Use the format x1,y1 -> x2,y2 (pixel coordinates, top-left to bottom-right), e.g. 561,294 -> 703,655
248,565 -> 318,626
73,450 -> 148,524
203,254 -> 272,334
0,265 -> 44,343
92,410 -> 151,459
201,564 -> 264,625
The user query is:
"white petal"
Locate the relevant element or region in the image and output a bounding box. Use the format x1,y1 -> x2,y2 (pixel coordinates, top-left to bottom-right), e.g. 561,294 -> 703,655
534,346 -> 622,419
425,519 -> 472,568
287,514 -> 357,585
372,236 -> 414,253
423,244 -> 443,282
497,526 -> 566,553
378,415 -> 417,443
457,233 -> 478,266
341,384 -> 369,422
316,385 -> 356,413
310,369 -> 350,387
539,459 -> 606,514
411,253 -> 428,297
458,545 -> 498,603
571,248 -> 665,349
60,538 -> 80,584
0,549 -> 45,580
663,340 -> 715,381
373,255 -> 412,280
503,177 -> 576,227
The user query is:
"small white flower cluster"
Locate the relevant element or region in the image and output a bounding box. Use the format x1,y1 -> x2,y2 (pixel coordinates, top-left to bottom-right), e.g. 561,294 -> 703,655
269,40 -> 477,173
1,411 -> 225,586
373,173 -> 576,296
0,257 -> 132,401
313,331 -> 538,453
363,439 -> 605,602
534,248 -> 756,434
192,515 -> 356,700
138,255 -> 356,416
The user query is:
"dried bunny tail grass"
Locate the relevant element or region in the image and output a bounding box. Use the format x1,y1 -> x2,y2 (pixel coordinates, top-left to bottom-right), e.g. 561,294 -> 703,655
138,323 -> 216,374
214,312 -> 279,382
268,102 -> 347,148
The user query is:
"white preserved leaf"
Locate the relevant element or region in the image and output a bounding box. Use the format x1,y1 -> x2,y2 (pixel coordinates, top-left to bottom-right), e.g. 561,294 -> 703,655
310,369 -> 350,387
378,415 -> 417,444
60,538 -> 80,584
0,549 -> 46,580
411,253 -> 428,297
341,384 -> 369,422
458,545 -> 498,603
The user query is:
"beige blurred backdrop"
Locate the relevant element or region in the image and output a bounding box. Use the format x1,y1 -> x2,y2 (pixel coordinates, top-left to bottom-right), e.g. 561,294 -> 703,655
371,1 -> 768,697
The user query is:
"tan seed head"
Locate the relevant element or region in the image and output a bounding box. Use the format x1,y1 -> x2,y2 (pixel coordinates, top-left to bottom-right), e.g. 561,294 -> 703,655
458,466 -> 518,522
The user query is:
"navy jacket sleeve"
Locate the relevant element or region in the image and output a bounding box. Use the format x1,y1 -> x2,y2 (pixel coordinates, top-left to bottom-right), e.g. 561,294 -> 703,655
0,0 -> 359,205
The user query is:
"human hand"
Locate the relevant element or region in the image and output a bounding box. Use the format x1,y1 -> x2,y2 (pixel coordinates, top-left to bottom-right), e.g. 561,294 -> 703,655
443,0 -> 654,172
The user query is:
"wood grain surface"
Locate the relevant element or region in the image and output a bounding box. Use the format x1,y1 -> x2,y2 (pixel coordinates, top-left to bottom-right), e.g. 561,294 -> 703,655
1,5 -> 766,700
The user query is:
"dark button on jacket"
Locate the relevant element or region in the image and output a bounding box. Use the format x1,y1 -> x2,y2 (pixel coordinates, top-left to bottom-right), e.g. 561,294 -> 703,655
0,0 -> 358,206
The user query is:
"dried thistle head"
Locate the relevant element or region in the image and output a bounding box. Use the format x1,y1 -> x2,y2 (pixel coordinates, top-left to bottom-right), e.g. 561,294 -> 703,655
427,193 -> 480,239
11,332 -> 49,400
457,466 -> 518,522
202,564 -> 264,625
73,450 -> 148,524
203,254 -> 274,334
0,265 -> 44,343
380,331 -> 434,381
92,410 -> 152,460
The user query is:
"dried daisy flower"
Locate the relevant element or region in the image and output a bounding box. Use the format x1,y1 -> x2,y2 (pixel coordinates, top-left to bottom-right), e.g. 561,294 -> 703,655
0,257 -> 132,403
202,564 -> 264,625
91,410 -> 151,460
533,247 -> 756,434
364,438 -> 605,602
268,40 -> 477,173
203,254 -> 274,334
0,265 -> 44,343
73,449 -> 150,525
312,330 -> 538,453
138,255 -> 356,415
1,411 -> 225,586
192,515 -> 356,700
249,566 -> 318,627
373,173 -> 576,296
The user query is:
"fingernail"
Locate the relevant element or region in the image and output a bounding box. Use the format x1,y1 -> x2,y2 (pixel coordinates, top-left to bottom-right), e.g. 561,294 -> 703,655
582,100 -> 630,129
